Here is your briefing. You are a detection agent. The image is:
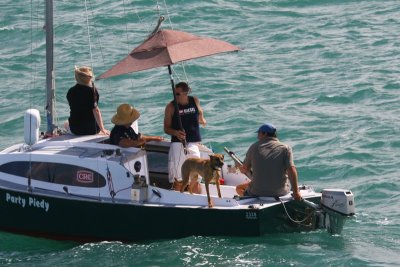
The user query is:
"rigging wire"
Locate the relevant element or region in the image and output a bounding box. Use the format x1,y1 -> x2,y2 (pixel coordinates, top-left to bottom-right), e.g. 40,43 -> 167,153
157,0 -> 190,85
28,0 -> 35,191
85,0 -> 113,108
47,0 -> 58,130
30,1 -> 41,111
122,0 -> 130,53
86,0 -> 106,66
83,0 -> 94,69
30,0 -> 34,108
162,0 -> 173,30
81,0 -> 110,198
122,0 -> 137,91
82,0 -> 102,136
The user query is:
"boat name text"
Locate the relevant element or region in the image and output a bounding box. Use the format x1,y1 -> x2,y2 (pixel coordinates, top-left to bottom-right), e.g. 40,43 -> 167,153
5,193 -> 49,212
245,211 -> 257,220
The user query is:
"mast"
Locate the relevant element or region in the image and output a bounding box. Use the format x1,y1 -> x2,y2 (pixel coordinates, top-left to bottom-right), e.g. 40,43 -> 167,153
45,0 -> 55,134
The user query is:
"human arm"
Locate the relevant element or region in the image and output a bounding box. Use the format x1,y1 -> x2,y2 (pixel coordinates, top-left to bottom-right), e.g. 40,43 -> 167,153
193,96 -> 206,126
163,102 -> 186,141
237,163 -> 251,175
287,166 -> 302,201
92,106 -> 109,135
141,135 -> 164,142
285,146 -> 301,201
235,182 -> 250,196
117,135 -> 146,148
111,127 -> 147,148
236,146 -> 253,179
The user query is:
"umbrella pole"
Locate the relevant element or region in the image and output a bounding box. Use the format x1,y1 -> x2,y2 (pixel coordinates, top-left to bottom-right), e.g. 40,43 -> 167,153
168,65 -> 188,155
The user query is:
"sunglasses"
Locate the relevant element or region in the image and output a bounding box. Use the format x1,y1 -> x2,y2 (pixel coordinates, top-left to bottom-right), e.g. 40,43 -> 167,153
175,92 -> 187,96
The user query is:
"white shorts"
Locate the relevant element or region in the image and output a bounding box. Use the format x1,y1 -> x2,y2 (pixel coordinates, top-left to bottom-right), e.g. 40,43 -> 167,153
168,142 -> 200,183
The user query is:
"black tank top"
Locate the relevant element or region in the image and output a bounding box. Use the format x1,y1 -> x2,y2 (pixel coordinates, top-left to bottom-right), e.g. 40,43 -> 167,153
171,96 -> 201,143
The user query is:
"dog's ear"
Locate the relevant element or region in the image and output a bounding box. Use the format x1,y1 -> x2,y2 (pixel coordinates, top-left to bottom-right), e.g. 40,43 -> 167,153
209,154 -> 214,159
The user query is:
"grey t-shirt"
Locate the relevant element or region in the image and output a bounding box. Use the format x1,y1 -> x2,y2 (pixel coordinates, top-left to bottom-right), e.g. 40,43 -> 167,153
244,137 -> 294,197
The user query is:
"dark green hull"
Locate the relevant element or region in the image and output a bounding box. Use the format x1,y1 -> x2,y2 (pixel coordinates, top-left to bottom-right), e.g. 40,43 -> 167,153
0,187 -> 321,242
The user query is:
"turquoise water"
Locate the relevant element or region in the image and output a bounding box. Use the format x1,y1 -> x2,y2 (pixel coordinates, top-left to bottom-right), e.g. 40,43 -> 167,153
1,0 -> 400,266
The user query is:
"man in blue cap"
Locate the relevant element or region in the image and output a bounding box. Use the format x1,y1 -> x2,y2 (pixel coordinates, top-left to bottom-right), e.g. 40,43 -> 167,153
235,123 -> 302,201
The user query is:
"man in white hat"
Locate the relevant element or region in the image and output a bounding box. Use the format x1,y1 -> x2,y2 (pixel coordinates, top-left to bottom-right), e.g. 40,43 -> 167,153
110,104 -> 163,147
236,123 -> 302,201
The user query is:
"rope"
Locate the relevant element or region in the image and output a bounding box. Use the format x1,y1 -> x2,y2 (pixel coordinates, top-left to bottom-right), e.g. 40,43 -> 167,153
278,198 -> 314,226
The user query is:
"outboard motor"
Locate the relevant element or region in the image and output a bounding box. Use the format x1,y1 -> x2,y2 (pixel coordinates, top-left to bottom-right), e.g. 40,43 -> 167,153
320,189 -> 355,234
321,189 -> 355,216
24,109 -> 41,146
303,189 -> 355,234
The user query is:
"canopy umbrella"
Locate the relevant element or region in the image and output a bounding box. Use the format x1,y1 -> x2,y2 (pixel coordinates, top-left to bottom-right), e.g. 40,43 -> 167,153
98,17 -> 239,79
98,28 -> 239,78
98,17 -> 240,150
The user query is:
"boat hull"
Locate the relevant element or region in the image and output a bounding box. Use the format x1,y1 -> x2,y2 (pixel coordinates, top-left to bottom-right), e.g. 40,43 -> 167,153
0,186 -> 320,242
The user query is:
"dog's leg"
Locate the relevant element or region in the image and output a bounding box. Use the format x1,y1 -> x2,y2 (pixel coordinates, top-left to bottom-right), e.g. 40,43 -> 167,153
188,174 -> 200,194
205,181 -> 213,208
180,171 -> 190,193
216,177 -> 222,199
212,170 -> 222,198
173,178 -> 183,191
189,174 -> 201,194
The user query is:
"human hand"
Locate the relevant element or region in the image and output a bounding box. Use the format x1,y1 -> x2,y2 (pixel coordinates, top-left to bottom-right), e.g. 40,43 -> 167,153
155,136 -> 164,142
137,135 -> 146,146
292,190 -> 302,201
237,164 -> 248,174
199,117 -> 207,127
100,129 -> 110,135
175,130 -> 186,141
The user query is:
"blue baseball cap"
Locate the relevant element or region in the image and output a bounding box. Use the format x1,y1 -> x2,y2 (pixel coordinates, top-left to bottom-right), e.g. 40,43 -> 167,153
256,123 -> 276,134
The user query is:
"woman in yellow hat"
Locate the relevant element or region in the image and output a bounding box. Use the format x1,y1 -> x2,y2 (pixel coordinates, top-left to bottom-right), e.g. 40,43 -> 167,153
110,104 -> 164,147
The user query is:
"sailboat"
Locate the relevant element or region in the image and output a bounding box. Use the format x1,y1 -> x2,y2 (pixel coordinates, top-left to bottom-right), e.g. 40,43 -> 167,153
0,1 -> 355,242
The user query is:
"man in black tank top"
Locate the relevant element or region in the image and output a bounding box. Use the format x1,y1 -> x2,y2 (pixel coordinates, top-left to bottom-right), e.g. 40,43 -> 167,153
164,82 -> 206,192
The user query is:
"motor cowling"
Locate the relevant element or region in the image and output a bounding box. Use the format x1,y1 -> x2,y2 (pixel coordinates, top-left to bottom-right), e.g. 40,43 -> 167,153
321,189 -> 355,216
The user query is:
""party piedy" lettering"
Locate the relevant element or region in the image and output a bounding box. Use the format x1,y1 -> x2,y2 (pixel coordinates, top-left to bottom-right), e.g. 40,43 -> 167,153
6,192 -> 50,212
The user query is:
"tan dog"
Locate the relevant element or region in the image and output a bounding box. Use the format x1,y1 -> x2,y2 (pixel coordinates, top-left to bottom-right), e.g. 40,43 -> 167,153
180,154 -> 224,207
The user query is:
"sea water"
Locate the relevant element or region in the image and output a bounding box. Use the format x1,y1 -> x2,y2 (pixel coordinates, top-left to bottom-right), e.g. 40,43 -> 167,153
0,0 -> 399,266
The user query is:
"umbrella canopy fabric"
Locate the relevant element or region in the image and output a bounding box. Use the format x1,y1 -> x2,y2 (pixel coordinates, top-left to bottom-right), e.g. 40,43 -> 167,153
98,29 -> 240,79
